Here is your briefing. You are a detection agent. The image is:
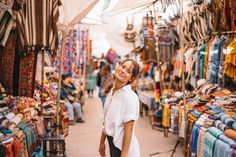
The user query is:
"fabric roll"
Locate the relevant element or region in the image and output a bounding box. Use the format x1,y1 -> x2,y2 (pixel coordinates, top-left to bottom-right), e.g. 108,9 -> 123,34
224,129 -> 236,141
214,120 -> 230,131
8,124 -> 15,131
224,117 -> 235,126
5,112 -> 15,120
0,129 -> 12,135
1,119 -> 9,127
219,135 -> 235,146
220,113 -> 231,122
0,117 -> 7,125
232,122 -> 236,130
207,127 -> 223,138
10,114 -> 23,125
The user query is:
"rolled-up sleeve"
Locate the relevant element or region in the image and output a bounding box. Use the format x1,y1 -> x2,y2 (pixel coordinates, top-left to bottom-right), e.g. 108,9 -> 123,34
123,94 -> 139,123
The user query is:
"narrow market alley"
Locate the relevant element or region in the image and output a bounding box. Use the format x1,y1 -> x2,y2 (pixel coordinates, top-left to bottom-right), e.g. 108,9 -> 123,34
66,95 -> 183,157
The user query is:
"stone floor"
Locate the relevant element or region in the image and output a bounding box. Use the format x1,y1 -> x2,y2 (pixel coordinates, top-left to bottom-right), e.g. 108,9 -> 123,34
65,97 -> 184,157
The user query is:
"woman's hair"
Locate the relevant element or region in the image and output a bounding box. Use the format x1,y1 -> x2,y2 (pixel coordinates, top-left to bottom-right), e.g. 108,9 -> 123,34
104,59 -> 140,95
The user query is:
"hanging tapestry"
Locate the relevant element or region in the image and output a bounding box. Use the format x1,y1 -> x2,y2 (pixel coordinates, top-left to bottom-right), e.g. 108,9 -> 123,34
0,30 -> 16,94
16,0 -> 61,56
18,52 -> 37,97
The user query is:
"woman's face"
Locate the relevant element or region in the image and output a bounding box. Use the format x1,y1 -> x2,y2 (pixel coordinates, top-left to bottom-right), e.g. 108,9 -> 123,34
115,60 -> 134,84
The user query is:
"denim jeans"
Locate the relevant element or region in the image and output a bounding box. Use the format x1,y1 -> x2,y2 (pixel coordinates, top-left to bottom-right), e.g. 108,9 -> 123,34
65,102 -> 82,121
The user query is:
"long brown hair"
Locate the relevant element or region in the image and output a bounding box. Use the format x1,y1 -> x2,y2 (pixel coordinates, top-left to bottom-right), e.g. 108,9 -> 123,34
104,59 -> 140,95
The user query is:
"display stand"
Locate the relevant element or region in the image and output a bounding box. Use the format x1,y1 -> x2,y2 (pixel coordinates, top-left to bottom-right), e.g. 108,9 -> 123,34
42,30 -> 69,157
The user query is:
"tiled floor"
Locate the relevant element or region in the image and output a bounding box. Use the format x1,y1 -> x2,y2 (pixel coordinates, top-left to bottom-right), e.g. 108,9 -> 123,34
65,97 -> 184,157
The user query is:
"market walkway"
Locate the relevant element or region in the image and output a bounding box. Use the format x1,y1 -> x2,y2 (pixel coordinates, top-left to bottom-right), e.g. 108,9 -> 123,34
65,97 -> 184,157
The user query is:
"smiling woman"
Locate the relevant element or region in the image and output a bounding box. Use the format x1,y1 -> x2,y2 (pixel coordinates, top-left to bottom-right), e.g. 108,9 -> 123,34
99,58 -> 141,157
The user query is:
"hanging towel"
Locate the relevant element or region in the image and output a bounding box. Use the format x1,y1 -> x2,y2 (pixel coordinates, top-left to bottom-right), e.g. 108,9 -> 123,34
204,132 -> 218,157
214,139 -> 233,157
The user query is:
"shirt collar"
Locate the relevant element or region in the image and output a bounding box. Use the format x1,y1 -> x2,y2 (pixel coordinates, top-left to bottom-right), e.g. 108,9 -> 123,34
121,84 -> 131,91
109,84 -> 132,96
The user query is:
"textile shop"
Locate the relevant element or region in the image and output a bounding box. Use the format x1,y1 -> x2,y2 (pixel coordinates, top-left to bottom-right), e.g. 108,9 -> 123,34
0,1 -> 73,156
132,0 -> 236,157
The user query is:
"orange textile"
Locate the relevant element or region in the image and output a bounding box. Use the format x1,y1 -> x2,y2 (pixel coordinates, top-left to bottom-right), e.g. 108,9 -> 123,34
224,129 -> 236,141
13,137 -> 21,157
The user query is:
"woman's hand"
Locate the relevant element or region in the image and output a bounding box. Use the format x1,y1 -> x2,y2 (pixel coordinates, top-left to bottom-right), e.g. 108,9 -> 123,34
99,142 -> 106,157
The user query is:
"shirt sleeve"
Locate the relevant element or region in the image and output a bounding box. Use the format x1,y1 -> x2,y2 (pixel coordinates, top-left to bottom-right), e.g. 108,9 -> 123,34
123,93 -> 139,123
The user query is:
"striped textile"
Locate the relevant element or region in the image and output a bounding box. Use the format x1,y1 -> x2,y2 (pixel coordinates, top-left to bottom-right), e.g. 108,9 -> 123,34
16,0 -> 61,56
0,10 -> 14,46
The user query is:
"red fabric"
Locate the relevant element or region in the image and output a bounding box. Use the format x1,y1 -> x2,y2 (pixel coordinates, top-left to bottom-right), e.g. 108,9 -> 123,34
0,31 -> 16,94
18,52 -> 37,97
4,142 -> 14,157
13,137 -> 21,157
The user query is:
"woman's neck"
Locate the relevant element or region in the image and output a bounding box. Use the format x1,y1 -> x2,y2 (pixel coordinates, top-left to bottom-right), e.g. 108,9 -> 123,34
113,79 -> 126,93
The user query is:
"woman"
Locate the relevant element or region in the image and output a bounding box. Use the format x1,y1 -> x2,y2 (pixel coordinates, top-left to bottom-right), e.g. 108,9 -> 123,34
99,59 -> 140,157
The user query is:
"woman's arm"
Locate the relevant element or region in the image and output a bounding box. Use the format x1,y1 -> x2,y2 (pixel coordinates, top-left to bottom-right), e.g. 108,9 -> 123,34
99,131 -> 107,157
121,120 -> 135,157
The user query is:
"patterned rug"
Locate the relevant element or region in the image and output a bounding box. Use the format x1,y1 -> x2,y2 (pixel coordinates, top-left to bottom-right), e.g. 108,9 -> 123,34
0,30 -> 16,95
18,52 -> 37,97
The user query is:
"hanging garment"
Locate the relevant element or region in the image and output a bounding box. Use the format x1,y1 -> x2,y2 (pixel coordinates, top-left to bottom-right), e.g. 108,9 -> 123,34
18,52 -> 37,97
199,43 -> 207,79
0,10 -> 14,47
209,37 -> 226,83
142,37 -> 156,63
0,30 -> 16,95
225,38 -> 236,83
203,38 -> 214,78
16,0 -> 61,56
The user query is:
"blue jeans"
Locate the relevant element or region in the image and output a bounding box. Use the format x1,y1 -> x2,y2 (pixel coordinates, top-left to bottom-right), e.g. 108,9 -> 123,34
65,102 -> 82,121
100,96 -> 106,107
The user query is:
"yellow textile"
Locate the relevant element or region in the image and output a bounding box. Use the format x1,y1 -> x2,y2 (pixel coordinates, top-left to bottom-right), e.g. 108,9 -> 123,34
225,38 -> 236,82
162,103 -> 170,128
203,38 -> 214,78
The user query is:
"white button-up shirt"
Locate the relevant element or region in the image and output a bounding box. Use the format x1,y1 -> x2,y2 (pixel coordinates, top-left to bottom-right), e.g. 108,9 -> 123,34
104,84 -> 140,157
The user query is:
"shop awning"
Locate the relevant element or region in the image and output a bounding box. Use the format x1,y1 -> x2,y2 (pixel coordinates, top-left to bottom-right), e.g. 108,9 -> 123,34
58,0 -> 99,28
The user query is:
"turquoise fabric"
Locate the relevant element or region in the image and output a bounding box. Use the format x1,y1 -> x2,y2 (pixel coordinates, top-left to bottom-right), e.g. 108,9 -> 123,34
207,127 -> 223,138
31,147 -> 44,157
18,123 -> 36,155
200,43 -> 207,79
204,132 -> 217,157
0,129 -> 12,134
204,127 -> 223,157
